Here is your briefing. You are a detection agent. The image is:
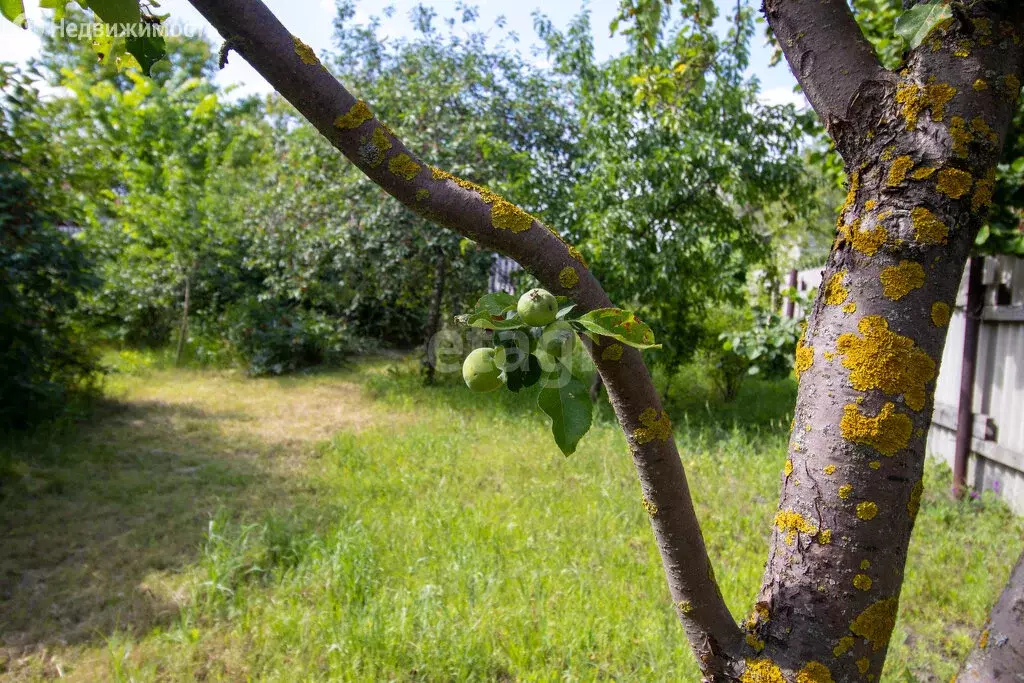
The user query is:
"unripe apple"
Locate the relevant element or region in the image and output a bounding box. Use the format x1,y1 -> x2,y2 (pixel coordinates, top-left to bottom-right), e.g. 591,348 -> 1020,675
517,288 -> 558,327
462,347 -> 503,392
538,320 -> 577,359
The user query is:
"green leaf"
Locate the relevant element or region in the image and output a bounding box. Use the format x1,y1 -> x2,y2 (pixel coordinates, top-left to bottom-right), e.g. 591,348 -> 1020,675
473,291 -> 516,316
456,292 -> 524,330
86,0 -> 140,24
555,303 -> 576,320
894,1 -> 952,50
126,34 -> 167,76
537,373 -> 592,455
505,353 -> 542,392
574,308 -> 660,349
460,310 -> 527,330
1,0 -> 26,28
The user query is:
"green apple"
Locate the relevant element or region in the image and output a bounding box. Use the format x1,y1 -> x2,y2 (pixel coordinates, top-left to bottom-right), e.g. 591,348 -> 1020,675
538,320 -> 577,359
517,288 -> 558,327
462,347 -> 503,392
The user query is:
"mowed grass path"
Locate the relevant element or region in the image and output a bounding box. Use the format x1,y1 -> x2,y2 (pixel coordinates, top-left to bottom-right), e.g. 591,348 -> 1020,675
1,356 -> 1021,681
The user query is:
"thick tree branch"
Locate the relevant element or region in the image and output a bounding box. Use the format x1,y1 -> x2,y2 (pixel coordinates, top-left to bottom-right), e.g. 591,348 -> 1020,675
185,0 -> 744,673
762,0 -> 889,155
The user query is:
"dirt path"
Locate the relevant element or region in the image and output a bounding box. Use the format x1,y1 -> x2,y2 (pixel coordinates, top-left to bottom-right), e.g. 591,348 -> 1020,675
0,365 -> 388,680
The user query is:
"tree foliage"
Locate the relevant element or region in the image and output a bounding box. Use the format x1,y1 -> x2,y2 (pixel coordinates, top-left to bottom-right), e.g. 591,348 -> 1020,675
0,65 -> 98,428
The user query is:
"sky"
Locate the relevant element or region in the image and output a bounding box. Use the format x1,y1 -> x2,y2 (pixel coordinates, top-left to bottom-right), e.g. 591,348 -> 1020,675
0,0 -> 804,107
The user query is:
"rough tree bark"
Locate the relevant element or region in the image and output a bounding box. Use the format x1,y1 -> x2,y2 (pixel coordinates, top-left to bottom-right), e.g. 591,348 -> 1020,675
959,549 -> 1024,680
756,0 -> 1024,679
183,0 -> 1024,679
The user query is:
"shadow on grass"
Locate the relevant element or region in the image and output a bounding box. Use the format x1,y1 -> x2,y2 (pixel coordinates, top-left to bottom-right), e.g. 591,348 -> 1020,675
0,395 -> 310,656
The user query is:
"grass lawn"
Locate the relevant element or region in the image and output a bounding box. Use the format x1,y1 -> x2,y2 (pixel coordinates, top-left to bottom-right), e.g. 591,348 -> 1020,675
1,354 -> 1020,681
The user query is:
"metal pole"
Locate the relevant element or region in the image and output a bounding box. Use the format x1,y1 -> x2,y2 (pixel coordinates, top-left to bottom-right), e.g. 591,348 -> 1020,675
953,256 -> 984,497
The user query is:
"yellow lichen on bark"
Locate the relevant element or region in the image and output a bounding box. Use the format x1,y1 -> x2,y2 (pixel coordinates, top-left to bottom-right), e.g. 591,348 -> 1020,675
741,659 -> 785,683
784,459 -> 794,477
850,597 -> 898,650
292,36 -> 319,65
795,337 -> 814,379
796,662 -> 834,683
931,302 -> 951,327
853,574 -> 873,591
971,117 -> 998,144
823,270 -> 849,305
972,168 -> 996,212
823,464 -> 836,475
910,207 -> 949,244
836,316 -> 936,411
558,266 -> 579,288
387,153 -> 421,181
908,479 -> 924,520
857,501 -> 879,521
838,219 -> 887,256
949,116 -> 971,157
601,343 -> 624,361
895,81 -> 957,129
491,200 -> 534,233
746,633 -> 765,651
887,156 -> 914,186
856,658 -> 871,675
880,260 -> 925,300
911,167 -> 937,180
334,100 -> 373,130
838,484 -> 853,500
936,168 -> 974,199
775,509 -> 818,544
833,636 -> 855,656
634,408 -> 672,444
840,403 -> 913,456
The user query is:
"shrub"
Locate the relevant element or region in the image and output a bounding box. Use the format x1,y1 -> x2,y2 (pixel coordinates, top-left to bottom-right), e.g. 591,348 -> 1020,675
0,157 -> 99,428
223,298 -> 365,376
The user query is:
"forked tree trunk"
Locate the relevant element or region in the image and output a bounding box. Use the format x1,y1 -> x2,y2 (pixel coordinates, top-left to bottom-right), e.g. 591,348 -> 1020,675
959,549 -> 1024,680
182,0 -> 1024,679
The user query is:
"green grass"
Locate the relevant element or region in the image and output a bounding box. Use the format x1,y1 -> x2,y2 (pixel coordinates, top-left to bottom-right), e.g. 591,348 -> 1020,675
1,355 -> 1020,681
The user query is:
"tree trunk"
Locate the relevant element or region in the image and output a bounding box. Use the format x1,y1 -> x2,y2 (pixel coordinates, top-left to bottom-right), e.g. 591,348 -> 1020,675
175,273 -> 190,367
422,249 -> 446,385
959,549 -> 1024,681
589,372 -> 603,403
755,1 -> 1024,677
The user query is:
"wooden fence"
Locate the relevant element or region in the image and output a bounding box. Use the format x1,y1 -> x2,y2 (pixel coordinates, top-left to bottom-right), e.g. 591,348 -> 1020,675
787,255 -> 1024,513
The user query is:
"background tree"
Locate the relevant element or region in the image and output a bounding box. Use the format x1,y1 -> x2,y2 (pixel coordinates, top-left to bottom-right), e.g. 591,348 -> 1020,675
536,3 -> 809,375
0,64 -> 98,428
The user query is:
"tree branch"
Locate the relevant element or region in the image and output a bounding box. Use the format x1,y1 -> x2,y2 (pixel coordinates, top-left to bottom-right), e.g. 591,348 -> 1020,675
185,0 -> 744,671
762,0 -> 888,152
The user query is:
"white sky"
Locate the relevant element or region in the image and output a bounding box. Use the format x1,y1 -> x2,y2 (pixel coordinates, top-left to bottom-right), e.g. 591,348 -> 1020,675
0,0 -> 805,107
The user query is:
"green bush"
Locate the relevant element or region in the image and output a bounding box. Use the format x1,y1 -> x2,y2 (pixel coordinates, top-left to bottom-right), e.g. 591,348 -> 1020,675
223,298 -> 366,376
0,157 -> 99,428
